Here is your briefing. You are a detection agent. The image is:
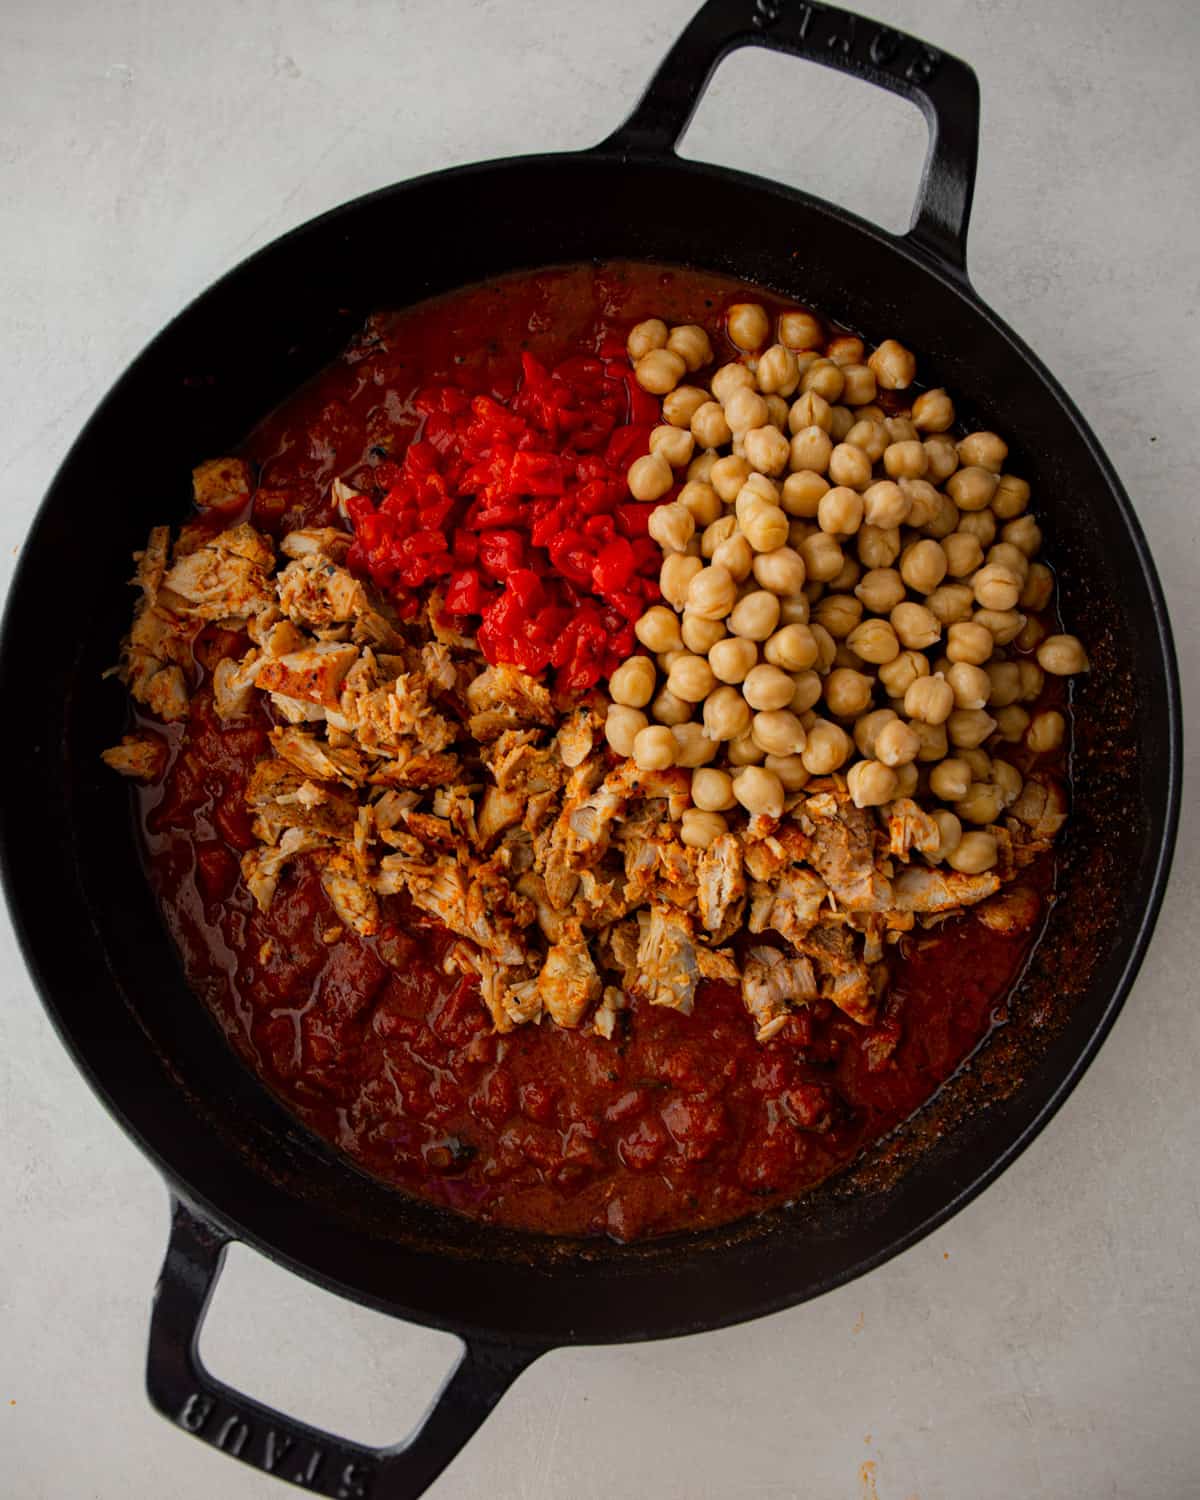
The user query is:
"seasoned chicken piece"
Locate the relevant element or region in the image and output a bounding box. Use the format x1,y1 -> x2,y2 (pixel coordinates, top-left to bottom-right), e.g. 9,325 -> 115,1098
162,524 -> 275,621
367,748 -> 461,789
116,527 -> 201,721
573,868 -> 631,929
212,654 -> 260,720
740,824 -> 812,882
419,640 -> 458,695
800,925 -> 876,1025
425,588 -> 477,649
975,885 -> 1041,935
449,947 -> 542,1033
516,872 -> 569,943
885,798 -> 941,860
100,732 -> 166,782
563,771 -> 630,859
320,854 -> 380,937
143,664 -> 190,722
241,826 -> 328,910
592,985 -> 627,1040
742,947 -> 818,1042
465,664 -> 554,739
1009,775 -> 1068,843
695,946 -> 740,983
799,790 -> 891,910
892,865 -> 1001,913
635,904 -> 699,1014
556,706 -> 599,769
192,456 -> 252,514
353,677 -> 457,757
370,789 -> 420,830
477,785 -> 525,846
280,528 -> 352,562
697,833 -> 745,935
269,694 -> 328,724
485,733 -> 564,796
245,758 -> 358,841
270,726 -> 367,786
431,784 -> 478,845
403,862 -> 530,967
255,642 -> 359,709
276,554 -> 367,629
747,868 -> 828,945
537,922 -> 602,1027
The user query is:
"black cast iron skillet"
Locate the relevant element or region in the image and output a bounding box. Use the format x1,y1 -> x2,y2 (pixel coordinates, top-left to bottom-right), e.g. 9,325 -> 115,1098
0,3 -> 1181,1496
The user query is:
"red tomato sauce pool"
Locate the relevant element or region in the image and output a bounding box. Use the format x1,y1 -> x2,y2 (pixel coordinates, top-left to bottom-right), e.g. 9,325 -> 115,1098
140,262 -> 1050,1241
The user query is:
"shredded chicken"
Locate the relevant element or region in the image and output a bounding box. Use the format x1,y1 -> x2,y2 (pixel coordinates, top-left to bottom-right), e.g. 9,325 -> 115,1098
104,511 -> 1045,1043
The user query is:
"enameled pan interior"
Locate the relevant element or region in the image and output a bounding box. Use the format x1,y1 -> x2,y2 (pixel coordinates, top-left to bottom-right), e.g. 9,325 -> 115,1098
0,152 -> 1176,1345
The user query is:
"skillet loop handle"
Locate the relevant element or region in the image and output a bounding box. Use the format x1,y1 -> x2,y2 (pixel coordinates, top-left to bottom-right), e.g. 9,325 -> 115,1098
600,0 -> 979,276
147,1197 -> 540,1500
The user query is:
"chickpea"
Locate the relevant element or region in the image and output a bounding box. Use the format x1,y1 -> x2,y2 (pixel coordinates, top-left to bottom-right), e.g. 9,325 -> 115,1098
671,723 -> 719,771
727,302 -> 769,352
702,685 -> 752,743
752,709 -> 808,756
924,492 -> 962,543
928,808 -> 963,861
691,767 -> 736,813
839,758 -> 897,811
764,394 -> 790,428
913,719 -> 950,762
699,518 -> 735,563
867,339 -> 916,390
645,501 -> 693,554
710,454 -> 751,502
881,439 -> 926,480
651,687 -> 692,727
752,546 -> 806,596
665,653 -> 715,705
689,400 -> 731,450
947,830 -> 998,873
1026,710 -> 1066,755
828,558 -> 861,594
945,660 -> 990,711
801,358 -> 846,402
788,392 -> 832,435
1038,634 -> 1090,675
946,620 -> 994,665
891,601 -> 941,650
808,622 -> 838,672
659,552 -> 703,609
832,642 -> 864,672
635,348 -> 686,395
675,807 -> 725,850
1017,661 -> 1044,702
974,609 -> 1026,646
722,386 -> 767,437
987,539 -> 1032,577
728,732 -> 766,766
755,343 -> 800,396
814,593 -> 862,639
993,704 -> 1030,743
843,419 -> 887,463
660,385 -> 706,430
972,563 -> 1023,611
647,424 -> 693,471
631,725 -> 677,771
985,661 -> 1022,709
821,335 -> 860,367
635,606 -> 684,656
787,425 -> 833,475
729,589 -> 782,642
784,670 -> 820,715
605,704 -> 647,757
897,479 -> 939,530
904,674 -> 954,726
628,451 -> 674,502
800,531 -> 845,583
948,708 -> 998,749
847,618 -> 900,665
777,310 -> 822,349
732,764 -> 785,818
923,434 -> 960,484
688,449 -> 719,483
826,441 -> 872,490
861,481 -> 910,530
760,623 -> 816,673
898,538 -> 948,596
802,718 -> 853,774
816,484 -> 865,537
857,524 -> 901,569
709,635 -> 758,685
824,667 -> 874,718
681,613 -> 726,655
853,708 -> 896,758
1015,614 -> 1045,655
955,782 -> 1003,826
956,509 -> 996,546
826,405 -> 853,441
929,757 -> 971,801
742,503 -> 790,553
958,431 -> 1007,473
712,532 -> 754,583
959,748 -> 991,781
1020,562 -> 1055,612
744,425 -> 792,477
742,663 -> 796,712
947,465 -> 998,512
608,654 -> 656,709
942,531 -> 984,579
874,718 -> 920,768
627,318 -> 668,361
663,322 -> 710,372
878,650 -> 929,699
853,567 -> 904,615
685,563 -> 738,621
992,474 -> 1031,520
911,387 -> 955,433
756,754 -> 804,794
925,583 -> 975,625
895,761 -> 922,798
656,648 -> 686,674
839,363 -> 876,406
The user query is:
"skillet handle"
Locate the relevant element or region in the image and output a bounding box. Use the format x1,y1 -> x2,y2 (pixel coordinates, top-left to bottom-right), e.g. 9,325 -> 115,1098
599,0 -> 979,276
146,1197 -> 541,1499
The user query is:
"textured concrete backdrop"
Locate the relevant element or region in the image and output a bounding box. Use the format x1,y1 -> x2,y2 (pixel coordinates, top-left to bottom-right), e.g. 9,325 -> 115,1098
2,2 -> 1198,1496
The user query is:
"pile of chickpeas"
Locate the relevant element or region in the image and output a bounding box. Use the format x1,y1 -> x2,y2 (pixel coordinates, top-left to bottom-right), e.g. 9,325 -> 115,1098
603,303 -> 1089,875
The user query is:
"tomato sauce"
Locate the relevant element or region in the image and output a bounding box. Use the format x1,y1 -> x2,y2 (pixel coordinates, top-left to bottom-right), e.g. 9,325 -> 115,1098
140,263 -> 1052,1241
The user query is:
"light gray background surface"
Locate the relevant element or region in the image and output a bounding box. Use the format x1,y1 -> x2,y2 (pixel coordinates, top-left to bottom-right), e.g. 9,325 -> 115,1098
2,2 -> 1198,1496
